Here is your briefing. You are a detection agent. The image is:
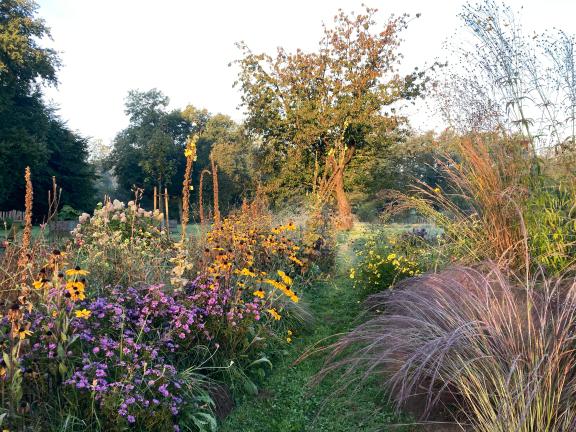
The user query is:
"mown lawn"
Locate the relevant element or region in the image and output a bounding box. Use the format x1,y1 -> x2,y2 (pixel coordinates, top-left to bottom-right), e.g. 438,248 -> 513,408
221,227 -> 415,432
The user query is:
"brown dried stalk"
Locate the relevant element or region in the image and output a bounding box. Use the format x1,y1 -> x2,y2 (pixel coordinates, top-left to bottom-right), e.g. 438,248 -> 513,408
199,169 -> 211,225
153,186 -> 158,212
181,161 -> 193,240
210,155 -> 220,226
164,188 -> 170,233
46,176 -> 61,225
17,167 -> 33,283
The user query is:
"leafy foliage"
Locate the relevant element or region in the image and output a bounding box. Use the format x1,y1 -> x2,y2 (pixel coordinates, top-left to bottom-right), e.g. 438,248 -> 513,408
235,7 -> 429,226
0,0 -> 95,218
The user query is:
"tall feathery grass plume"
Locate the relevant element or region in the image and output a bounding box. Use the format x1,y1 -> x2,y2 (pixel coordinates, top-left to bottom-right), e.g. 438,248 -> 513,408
385,136 -> 529,271
181,134 -> 198,240
319,266 -> 576,431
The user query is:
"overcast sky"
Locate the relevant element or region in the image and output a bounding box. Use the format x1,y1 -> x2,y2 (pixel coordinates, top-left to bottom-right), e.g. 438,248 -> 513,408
38,0 -> 576,145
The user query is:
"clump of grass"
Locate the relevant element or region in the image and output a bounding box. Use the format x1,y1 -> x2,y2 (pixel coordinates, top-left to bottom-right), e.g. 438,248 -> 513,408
387,136 -> 529,270
321,266 -> 576,431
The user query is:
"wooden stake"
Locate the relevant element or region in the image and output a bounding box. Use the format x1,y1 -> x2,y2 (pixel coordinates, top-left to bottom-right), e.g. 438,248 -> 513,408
164,188 -> 169,233
153,187 -> 158,212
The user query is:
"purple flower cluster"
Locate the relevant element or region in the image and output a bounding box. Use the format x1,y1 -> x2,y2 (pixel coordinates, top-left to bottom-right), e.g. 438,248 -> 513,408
185,277 -> 263,329
66,352 -> 184,425
5,275 -> 267,429
63,283 -> 212,426
61,276 -> 263,427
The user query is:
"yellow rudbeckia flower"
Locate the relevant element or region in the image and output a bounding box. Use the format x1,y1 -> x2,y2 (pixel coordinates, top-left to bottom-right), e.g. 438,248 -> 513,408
267,308 -> 281,320
75,309 -> 91,319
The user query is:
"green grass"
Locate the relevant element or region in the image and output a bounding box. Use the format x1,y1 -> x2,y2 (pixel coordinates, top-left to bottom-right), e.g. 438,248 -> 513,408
171,223 -> 205,240
220,227 -> 415,432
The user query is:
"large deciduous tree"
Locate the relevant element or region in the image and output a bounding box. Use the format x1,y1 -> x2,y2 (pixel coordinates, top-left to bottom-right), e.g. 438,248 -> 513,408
235,7 -> 427,229
107,89 -> 192,200
108,95 -> 256,215
0,0 -> 95,218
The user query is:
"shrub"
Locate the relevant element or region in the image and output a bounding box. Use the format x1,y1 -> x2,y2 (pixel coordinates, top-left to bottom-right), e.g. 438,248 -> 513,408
322,266 -> 576,431
526,184 -> 576,274
72,199 -> 171,288
355,200 -> 381,223
301,206 -> 337,272
349,230 -> 425,295
58,205 -> 82,221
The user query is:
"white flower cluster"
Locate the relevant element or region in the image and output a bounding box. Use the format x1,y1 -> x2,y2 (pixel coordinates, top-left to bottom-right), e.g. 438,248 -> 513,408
71,199 -> 164,239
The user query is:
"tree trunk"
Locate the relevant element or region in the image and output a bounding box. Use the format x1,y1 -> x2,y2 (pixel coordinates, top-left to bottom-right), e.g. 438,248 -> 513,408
333,166 -> 353,230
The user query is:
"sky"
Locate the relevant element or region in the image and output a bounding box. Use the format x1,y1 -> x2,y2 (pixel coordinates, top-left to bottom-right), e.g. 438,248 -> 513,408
37,0 -> 576,145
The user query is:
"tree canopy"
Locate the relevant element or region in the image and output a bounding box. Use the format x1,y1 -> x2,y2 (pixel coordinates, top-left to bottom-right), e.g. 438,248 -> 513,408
0,0 -> 95,218
235,7 -> 429,227
106,90 -> 256,215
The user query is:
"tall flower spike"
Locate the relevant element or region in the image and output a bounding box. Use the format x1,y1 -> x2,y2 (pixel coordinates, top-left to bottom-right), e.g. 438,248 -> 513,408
181,134 -> 198,240
18,167 -> 34,282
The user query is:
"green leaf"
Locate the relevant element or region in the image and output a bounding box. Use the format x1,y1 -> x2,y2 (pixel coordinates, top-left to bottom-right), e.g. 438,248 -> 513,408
248,356 -> 273,370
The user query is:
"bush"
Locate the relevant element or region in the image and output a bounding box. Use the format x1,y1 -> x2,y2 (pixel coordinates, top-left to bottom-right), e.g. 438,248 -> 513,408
355,200 -> 381,223
72,199 -> 171,288
58,205 -> 82,221
526,184 -> 576,274
301,206 -> 337,272
349,230 -> 426,295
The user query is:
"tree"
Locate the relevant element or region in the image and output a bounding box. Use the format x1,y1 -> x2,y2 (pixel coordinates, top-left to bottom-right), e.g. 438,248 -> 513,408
89,139 -> 116,201
107,89 -> 192,201
205,114 -> 255,209
0,0 -> 95,218
0,0 -> 58,93
235,7 -> 427,229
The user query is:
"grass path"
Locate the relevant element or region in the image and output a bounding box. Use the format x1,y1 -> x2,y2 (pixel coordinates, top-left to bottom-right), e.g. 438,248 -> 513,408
221,229 -> 414,432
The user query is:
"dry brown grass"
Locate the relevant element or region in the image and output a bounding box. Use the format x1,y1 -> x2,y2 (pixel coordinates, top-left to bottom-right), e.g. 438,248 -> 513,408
386,136 -> 529,270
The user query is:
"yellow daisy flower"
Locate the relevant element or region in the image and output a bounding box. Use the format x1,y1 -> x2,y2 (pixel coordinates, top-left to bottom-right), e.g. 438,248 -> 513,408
75,309 -> 91,319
